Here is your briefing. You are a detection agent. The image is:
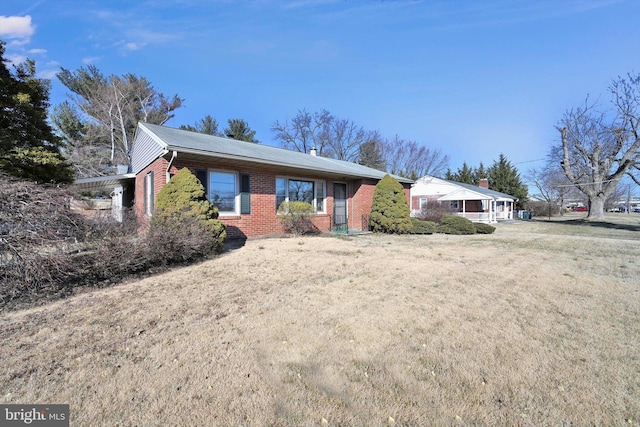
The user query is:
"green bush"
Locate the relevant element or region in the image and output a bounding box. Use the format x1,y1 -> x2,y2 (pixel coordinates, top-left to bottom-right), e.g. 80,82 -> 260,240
436,214 -> 477,235
410,218 -> 436,234
369,174 -> 412,234
152,168 -> 226,252
474,223 -> 496,234
277,201 -> 317,236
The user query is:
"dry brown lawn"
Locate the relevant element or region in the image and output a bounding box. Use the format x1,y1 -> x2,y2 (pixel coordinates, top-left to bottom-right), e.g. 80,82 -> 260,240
1,214 -> 639,426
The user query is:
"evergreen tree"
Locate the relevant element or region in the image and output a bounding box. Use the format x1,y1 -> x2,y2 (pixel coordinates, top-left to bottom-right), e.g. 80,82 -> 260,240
180,115 -> 222,136
488,154 -> 528,208
369,174 -> 412,233
449,162 -> 474,184
473,162 -> 488,183
358,139 -> 386,170
0,41 -> 73,183
152,168 -> 226,252
224,118 -> 258,143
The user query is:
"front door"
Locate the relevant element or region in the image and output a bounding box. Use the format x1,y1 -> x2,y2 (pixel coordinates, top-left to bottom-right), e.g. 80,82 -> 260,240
333,183 -> 348,233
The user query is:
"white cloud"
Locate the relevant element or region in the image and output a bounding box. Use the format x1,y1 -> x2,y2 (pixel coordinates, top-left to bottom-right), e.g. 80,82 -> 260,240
37,69 -> 58,79
28,48 -> 47,55
125,42 -> 144,51
6,53 -> 27,66
0,15 -> 35,42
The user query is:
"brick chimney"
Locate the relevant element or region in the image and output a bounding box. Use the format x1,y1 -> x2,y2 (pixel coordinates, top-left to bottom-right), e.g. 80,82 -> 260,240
478,178 -> 489,188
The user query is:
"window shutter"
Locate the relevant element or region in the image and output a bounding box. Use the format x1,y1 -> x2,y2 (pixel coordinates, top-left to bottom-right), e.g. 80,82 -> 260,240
143,174 -> 148,214
240,173 -> 250,214
148,170 -> 154,215
195,169 -> 208,198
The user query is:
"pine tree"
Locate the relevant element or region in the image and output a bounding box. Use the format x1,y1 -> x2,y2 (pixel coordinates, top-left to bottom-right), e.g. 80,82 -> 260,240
369,174 -> 412,233
225,118 -> 258,143
358,139 -> 386,171
488,154 -> 528,208
0,41 -> 73,183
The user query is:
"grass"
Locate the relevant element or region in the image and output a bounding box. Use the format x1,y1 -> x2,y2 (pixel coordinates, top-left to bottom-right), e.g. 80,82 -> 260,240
1,214 -> 639,425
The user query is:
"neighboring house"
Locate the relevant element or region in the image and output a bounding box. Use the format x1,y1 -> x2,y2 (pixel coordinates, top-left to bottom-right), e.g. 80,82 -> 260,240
410,176 -> 517,223
72,173 -> 136,222
130,122 -> 413,238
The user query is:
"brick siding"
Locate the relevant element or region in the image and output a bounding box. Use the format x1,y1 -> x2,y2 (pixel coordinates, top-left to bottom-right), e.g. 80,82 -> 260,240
135,157 -> 412,239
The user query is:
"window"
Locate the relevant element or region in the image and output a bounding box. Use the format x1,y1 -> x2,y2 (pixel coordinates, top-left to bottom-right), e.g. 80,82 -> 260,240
276,177 -> 326,213
450,200 -> 459,209
143,171 -> 154,216
419,198 -> 427,209
209,171 -> 237,214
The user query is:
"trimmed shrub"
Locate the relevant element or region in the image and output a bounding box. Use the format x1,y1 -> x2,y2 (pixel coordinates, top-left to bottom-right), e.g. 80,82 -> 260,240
436,214 -> 477,235
474,223 -> 496,234
410,218 -> 436,234
152,168 -> 226,253
369,174 -> 412,234
277,201 -> 317,236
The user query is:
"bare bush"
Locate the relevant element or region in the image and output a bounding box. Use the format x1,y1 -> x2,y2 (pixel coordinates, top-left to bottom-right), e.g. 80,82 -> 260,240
0,174 -> 222,312
277,201 -> 318,236
417,201 -> 457,223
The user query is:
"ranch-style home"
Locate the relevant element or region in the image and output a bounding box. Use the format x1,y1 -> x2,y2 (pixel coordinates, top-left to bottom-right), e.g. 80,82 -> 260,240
410,175 -> 517,223
130,123 -> 413,238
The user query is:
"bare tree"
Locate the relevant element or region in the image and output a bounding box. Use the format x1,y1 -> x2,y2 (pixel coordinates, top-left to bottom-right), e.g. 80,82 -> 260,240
54,66 -> 183,176
382,136 -> 449,180
555,73 -> 640,219
271,109 -> 332,155
325,119 -> 379,161
527,163 -> 575,218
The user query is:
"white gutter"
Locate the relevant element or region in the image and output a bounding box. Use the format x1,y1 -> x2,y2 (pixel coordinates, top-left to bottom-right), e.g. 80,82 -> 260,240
166,150 -> 177,183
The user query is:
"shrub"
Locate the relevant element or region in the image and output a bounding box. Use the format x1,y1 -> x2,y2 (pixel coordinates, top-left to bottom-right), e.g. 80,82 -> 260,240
152,168 -> 226,253
436,214 -> 477,235
277,201 -> 317,236
0,170 -> 227,312
410,218 -> 436,234
474,223 -> 496,234
418,201 -> 457,223
369,174 -> 412,234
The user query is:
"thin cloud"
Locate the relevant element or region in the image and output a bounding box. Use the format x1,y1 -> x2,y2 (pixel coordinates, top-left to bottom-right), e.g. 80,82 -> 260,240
6,53 -> 27,67
81,56 -> 101,64
37,69 -> 58,79
28,48 -> 47,55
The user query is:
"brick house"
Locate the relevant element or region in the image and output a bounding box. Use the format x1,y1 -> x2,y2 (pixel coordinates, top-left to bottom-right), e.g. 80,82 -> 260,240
410,175 -> 517,223
131,123 -> 413,238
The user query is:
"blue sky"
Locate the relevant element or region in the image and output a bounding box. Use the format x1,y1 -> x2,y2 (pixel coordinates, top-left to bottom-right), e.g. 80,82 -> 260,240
2,0 -> 640,179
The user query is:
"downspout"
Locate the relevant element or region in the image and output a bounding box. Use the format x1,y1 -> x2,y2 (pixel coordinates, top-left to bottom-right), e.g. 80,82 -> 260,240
166,150 -> 177,183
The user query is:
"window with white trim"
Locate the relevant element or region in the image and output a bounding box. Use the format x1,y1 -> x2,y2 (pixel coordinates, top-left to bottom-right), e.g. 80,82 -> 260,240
419,198 -> 427,209
276,177 -> 326,213
209,170 -> 238,214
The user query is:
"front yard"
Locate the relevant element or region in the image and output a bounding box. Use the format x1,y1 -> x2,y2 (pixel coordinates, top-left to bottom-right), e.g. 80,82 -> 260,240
1,216 -> 639,425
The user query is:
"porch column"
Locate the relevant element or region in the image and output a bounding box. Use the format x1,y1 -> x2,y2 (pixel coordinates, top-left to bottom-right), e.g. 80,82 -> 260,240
462,199 -> 466,214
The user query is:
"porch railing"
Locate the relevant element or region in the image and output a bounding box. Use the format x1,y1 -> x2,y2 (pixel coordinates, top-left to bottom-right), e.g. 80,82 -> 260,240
453,212 -> 491,223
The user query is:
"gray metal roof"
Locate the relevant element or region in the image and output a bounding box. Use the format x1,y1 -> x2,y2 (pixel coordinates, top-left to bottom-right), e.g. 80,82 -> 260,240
137,123 -> 413,184
451,180 -> 517,201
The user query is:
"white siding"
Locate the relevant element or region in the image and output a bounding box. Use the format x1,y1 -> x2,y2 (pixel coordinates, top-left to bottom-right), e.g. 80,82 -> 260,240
131,125 -> 167,175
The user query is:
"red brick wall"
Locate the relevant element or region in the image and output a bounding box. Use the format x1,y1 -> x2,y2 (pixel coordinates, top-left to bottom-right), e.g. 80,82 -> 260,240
136,157 -> 392,238
411,195 -> 439,211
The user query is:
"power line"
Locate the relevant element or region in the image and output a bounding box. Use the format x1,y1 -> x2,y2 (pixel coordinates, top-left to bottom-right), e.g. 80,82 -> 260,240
514,158 -> 546,165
